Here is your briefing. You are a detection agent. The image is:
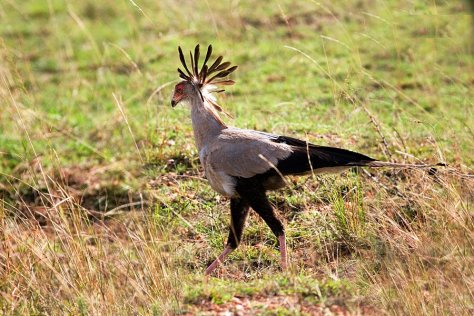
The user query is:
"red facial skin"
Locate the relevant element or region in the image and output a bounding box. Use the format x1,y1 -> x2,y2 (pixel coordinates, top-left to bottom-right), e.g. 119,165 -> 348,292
171,82 -> 185,107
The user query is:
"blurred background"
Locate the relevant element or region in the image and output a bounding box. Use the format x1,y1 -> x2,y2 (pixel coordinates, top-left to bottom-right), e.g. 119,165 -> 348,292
0,1 -> 473,315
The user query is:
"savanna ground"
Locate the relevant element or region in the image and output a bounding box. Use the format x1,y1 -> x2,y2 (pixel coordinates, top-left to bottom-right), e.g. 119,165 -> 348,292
1,0 -> 473,315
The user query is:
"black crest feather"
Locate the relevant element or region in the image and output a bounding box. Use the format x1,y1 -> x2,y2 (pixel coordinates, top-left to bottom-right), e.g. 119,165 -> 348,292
200,45 -> 212,76
177,45 -> 237,86
178,46 -> 192,79
178,44 -> 237,87
193,44 -> 200,76
176,44 -> 236,118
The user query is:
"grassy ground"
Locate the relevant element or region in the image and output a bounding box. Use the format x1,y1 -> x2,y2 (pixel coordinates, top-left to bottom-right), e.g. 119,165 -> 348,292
1,0 -> 473,315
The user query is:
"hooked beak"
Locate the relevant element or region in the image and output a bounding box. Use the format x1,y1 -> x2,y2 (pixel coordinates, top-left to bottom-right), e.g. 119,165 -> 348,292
171,94 -> 183,107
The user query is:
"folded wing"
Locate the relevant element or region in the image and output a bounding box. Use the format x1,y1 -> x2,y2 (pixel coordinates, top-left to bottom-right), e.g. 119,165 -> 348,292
206,129 -> 293,178
206,128 -> 376,179
270,135 -> 376,175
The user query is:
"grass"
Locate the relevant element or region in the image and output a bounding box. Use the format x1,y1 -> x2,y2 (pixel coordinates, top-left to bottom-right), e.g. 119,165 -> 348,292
1,0 -> 473,314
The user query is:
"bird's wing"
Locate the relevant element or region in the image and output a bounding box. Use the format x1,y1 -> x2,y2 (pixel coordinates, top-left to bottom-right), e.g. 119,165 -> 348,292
206,127 -> 378,177
264,134 -> 376,173
205,128 -> 293,178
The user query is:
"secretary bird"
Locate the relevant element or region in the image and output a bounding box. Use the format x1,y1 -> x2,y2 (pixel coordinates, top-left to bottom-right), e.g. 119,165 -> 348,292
170,44 -> 441,275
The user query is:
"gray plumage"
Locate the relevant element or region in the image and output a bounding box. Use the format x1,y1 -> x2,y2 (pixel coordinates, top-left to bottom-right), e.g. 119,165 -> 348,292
205,128 -> 293,178
187,89 -> 293,196
201,128 -> 293,196
170,44 -> 443,275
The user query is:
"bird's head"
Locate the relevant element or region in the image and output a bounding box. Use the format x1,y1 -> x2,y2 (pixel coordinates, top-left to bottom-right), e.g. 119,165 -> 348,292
171,44 -> 237,109
171,80 -> 196,107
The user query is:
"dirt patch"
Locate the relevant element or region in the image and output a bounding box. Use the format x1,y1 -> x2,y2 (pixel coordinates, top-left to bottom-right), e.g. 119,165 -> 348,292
2,164 -> 146,224
184,295 -> 379,315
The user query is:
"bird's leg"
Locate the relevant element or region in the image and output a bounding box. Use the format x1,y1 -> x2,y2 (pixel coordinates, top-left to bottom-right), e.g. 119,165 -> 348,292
278,234 -> 287,271
246,191 -> 287,271
205,198 -> 249,276
205,246 -> 233,275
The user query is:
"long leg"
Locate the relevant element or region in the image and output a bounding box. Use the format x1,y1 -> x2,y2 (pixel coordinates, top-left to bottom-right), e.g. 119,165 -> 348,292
245,190 -> 287,271
205,198 -> 249,275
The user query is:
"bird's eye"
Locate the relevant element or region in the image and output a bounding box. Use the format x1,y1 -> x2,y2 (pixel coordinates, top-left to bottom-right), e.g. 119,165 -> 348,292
176,83 -> 184,93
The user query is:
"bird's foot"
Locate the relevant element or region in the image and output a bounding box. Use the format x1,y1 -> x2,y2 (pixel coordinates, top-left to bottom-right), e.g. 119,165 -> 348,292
205,245 -> 233,276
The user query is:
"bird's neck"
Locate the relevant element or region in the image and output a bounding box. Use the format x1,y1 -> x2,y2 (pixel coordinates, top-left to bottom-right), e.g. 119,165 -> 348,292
190,95 -> 226,151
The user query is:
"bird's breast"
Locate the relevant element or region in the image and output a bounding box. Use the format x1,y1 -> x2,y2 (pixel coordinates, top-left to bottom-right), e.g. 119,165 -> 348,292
200,149 -> 236,197
205,167 -> 236,197
198,145 -> 208,165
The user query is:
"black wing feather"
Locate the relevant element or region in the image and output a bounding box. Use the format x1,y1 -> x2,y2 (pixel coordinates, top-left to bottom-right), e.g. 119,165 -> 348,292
272,135 -> 375,175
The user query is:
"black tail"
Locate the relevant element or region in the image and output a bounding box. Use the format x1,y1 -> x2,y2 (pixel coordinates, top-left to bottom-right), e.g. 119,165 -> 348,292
271,135 -> 444,176
272,136 -> 375,175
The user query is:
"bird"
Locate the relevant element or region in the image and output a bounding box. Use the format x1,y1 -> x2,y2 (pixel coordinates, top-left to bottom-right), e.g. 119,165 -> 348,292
170,44 -> 442,275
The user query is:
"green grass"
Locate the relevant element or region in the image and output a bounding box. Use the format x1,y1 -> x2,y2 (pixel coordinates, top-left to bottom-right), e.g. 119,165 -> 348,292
1,0 -> 473,315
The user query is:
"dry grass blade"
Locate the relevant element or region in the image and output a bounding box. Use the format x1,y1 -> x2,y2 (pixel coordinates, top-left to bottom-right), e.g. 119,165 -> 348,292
1,0 -> 472,315
112,92 -> 143,164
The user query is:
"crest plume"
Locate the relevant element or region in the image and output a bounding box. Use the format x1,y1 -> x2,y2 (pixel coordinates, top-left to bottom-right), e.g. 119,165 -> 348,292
177,44 -> 237,118
177,44 -> 238,87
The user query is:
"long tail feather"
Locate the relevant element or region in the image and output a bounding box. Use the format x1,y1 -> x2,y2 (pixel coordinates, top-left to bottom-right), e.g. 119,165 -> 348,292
271,136 -> 446,175
365,161 -> 446,168
276,146 -> 375,175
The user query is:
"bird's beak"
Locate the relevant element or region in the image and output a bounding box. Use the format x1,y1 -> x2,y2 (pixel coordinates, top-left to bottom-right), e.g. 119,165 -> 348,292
171,94 -> 182,107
